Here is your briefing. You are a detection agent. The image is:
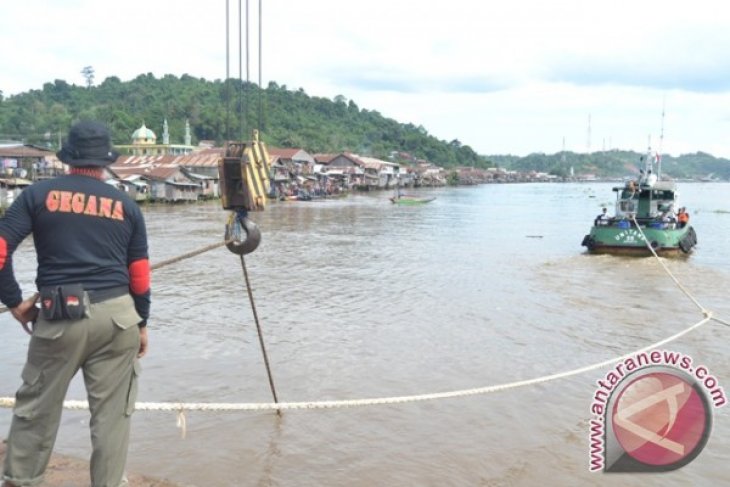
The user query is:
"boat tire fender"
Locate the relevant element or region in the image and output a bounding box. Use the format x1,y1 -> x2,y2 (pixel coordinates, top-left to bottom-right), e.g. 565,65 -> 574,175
689,226 -> 698,245
679,227 -> 697,254
679,238 -> 690,253
581,235 -> 595,250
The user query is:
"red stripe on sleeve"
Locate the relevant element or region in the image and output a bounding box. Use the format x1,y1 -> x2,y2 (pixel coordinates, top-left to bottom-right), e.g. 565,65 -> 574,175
128,258 -> 150,295
0,237 -> 7,270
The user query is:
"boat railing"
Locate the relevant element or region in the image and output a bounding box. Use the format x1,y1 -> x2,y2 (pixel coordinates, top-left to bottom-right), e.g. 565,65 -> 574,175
594,218 -> 677,230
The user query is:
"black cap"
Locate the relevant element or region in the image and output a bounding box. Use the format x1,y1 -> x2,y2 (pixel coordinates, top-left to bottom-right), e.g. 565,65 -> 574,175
56,121 -> 119,167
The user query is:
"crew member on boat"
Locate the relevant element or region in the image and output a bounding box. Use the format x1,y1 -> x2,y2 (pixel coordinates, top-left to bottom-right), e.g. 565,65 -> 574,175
677,207 -> 690,228
659,207 -> 677,229
594,207 -> 611,226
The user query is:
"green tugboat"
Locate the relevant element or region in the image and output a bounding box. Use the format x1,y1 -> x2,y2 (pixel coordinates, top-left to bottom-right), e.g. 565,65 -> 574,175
581,150 -> 697,256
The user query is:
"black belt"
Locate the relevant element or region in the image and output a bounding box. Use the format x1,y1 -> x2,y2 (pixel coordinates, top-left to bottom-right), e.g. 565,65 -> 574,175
87,286 -> 129,304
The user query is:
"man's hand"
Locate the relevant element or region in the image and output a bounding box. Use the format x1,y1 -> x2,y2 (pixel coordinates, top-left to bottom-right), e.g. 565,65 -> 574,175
138,327 -> 148,358
10,293 -> 39,332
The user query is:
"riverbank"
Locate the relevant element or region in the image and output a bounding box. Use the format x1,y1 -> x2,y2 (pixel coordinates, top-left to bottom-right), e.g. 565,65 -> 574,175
0,439 -> 182,487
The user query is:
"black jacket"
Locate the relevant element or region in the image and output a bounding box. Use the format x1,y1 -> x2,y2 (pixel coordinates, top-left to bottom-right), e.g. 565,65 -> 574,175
0,174 -> 150,323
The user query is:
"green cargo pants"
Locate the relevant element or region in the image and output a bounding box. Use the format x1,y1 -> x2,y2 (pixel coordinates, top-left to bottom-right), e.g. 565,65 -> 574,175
3,294 -> 142,487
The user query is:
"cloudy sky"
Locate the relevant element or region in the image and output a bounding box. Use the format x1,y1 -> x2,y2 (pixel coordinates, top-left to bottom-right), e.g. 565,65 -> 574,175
2,0 -> 730,157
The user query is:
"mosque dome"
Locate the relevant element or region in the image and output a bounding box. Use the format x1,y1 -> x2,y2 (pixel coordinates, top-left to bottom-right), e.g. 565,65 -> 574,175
132,123 -> 157,144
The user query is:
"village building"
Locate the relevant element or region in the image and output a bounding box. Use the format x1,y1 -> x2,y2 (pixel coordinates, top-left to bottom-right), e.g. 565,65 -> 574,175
115,120 -> 196,156
453,167 -> 496,185
109,121 -> 224,202
0,144 -> 64,180
312,153 -> 337,171
0,177 -> 32,208
176,148 -> 223,179
267,147 -> 320,198
268,147 -> 315,174
413,163 -> 446,187
355,155 -> 400,189
110,160 -> 199,202
397,167 -> 417,187
322,153 -> 365,189
315,152 -> 401,191
110,151 -> 223,203
0,145 -> 64,208
104,170 -> 149,202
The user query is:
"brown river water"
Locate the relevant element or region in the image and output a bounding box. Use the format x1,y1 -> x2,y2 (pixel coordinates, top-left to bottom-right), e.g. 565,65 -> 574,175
2,182 -> 729,486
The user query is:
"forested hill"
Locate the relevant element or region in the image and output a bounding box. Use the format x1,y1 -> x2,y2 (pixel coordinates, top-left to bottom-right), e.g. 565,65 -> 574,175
489,150 -> 730,180
0,74 -> 486,168
2,74 -> 729,179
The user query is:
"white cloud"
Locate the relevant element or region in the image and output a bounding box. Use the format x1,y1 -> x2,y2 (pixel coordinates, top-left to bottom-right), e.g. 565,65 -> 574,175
2,0 -> 730,157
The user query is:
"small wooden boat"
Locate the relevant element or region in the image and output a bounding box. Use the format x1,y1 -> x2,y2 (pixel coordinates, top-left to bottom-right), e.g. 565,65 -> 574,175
390,195 -> 435,205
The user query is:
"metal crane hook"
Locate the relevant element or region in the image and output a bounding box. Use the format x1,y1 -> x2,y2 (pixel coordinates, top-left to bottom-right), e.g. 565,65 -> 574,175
224,211 -> 262,255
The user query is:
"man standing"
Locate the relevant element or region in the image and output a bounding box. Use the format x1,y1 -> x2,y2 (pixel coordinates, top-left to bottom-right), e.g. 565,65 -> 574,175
0,121 -> 151,487
677,207 -> 690,228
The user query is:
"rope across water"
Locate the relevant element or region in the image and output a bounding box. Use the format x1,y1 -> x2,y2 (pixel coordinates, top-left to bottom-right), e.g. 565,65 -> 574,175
0,314 -> 715,413
1,223 -> 728,415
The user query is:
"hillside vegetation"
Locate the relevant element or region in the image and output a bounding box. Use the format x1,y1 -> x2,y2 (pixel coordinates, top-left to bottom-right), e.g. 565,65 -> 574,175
489,150 -> 730,180
0,74 -> 485,168
1,74 -> 729,179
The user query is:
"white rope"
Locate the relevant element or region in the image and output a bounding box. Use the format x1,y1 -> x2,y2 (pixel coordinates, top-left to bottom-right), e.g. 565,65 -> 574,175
713,316 -> 730,327
0,219 -> 726,414
0,313 -> 714,413
630,216 -> 707,313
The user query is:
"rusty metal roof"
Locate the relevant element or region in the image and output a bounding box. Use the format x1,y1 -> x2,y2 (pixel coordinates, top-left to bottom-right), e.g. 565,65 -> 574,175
179,148 -> 224,167
0,145 -> 55,158
112,149 -> 223,169
144,165 -> 190,181
110,163 -> 183,181
268,147 -> 302,159
313,153 -> 338,164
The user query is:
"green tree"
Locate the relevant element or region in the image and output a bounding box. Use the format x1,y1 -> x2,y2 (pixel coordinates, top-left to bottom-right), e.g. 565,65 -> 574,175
81,66 -> 95,88
5,73 -> 727,178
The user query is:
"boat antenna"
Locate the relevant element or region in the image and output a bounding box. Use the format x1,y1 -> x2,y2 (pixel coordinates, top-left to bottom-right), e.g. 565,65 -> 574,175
657,98 -> 666,179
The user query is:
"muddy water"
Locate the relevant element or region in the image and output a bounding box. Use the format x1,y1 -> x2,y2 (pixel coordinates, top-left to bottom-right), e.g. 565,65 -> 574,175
1,182 -> 729,486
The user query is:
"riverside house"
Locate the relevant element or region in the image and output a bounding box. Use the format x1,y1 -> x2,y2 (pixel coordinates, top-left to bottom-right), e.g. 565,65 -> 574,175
0,144 -> 63,180
111,156 -> 199,202
0,144 -> 63,208
268,147 -> 316,175
319,152 -> 401,190
268,147 -> 316,197
413,163 -> 447,187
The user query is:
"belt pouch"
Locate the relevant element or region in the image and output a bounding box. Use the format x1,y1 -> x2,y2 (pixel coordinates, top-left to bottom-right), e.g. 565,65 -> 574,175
39,286 -> 63,321
59,284 -> 86,320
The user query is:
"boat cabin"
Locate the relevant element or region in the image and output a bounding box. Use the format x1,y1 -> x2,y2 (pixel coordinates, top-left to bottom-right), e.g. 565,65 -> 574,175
612,180 -> 678,222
